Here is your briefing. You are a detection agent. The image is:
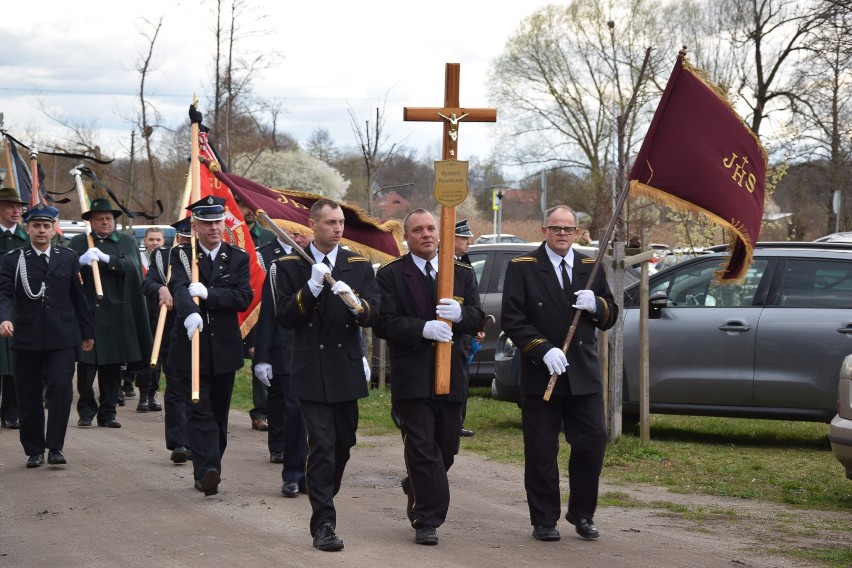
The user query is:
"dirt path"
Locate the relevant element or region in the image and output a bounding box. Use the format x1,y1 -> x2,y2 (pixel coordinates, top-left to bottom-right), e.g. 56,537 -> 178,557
0,403 -> 846,567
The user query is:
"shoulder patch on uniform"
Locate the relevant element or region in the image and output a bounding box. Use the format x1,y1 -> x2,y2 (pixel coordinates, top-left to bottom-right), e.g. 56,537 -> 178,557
453,260 -> 473,269
511,256 -> 537,263
230,246 -> 248,255
347,256 -> 371,263
378,256 -> 404,270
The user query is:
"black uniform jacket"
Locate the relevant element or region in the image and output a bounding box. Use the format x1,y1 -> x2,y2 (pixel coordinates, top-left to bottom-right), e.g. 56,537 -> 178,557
69,231 -> 152,367
166,242 -> 253,375
0,245 -> 94,351
253,241 -> 293,375
275,247 -> 379,404
374,254 -> 485,403
501,243 -> 618,397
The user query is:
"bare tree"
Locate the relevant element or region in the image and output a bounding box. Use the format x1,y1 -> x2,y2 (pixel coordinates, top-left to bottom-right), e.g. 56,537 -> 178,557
487,0 -> 673,230
348,97 -> 400,215
305,127 -> 339,163
135,16 -> 164,211
209,0 -> 282,165
786,1 -> 852,233
724,0 -> 834,136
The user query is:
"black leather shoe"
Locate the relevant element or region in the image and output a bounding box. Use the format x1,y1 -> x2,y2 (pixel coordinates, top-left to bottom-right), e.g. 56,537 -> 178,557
313,523 -> 344,551
269,451 -> 285,464
566,515 -> 599,540
195,468 -> 220,496
170,446 -> 189,464
2,419 -> 20,429
47,449 -> 66,465
532,525 -> 561,541
77,418 -> 92,427
281,481 -> 300,498
136,399 -> 149,412
116,392 -> 125,406
26,453 -> 44,468
414,525 -> 438,545
123,384 -> 136,398
97,418 -> 121,428
147,396 -> 162,411
460,428 -> 474,437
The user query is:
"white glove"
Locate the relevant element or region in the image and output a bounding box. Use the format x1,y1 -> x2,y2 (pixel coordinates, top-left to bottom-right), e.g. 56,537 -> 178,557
309,262 -> 332,296
436,298 -> 462,323
188,282 -> 209,300
93,248 -> 109,263
572,289 -> 597,313
78,249 -> 99,266
254,363 -> 273,387
543,347 -> 569,376
331,280 -> 353,297
310,262 -> 331,286
423,320 -> 453,343
184,312 -> 203,340
362,356 -> 371,383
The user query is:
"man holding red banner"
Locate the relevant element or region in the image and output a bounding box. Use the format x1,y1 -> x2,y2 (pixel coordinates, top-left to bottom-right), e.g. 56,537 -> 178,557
274,198 -> 380,551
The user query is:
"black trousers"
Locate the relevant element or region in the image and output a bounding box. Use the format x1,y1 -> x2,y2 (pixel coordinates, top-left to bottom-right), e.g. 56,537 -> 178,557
76,362 -> 121,421
0,374 -> 18,422
177,370 -> 235,481
249,365 -> 268,421
520,392 -> 606,526
298,399 -> 358,536
14,348 -> 75,456
397,398 -> 461,528
267,370 -> 307,483
163,364 -> 189,450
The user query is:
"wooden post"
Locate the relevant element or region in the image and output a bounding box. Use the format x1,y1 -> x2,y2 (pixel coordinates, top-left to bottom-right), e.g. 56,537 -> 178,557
190,97 -> 201,404
639,228 -> 650,441
403,63 -> 496,394
607,241 -> 626,442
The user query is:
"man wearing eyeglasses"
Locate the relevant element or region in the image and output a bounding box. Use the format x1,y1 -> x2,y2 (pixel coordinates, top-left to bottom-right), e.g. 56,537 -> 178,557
501,205 -> 618,544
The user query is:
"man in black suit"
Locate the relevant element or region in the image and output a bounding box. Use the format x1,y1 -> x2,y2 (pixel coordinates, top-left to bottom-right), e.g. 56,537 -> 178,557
501,205 -> 618,543
0,204 -> 94,468
142,217 -> 192,463
453,218 -> 482,438
375,209 -> 484,546
253,232 -> 308,493
167,196 -> 253,496
275,198 -> 379,552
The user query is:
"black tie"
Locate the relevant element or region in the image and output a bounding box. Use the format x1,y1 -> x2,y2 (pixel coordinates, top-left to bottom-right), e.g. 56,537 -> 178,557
42,254 -> 49,267
560,259 -> 571,290
424,262 -> 437,301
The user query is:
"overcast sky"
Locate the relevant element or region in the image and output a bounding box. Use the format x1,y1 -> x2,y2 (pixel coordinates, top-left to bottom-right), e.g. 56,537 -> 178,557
2,0 -> 556,174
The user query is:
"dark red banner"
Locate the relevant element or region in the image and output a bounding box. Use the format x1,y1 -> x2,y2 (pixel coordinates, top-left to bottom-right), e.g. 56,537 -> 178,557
629,53 -> 767,281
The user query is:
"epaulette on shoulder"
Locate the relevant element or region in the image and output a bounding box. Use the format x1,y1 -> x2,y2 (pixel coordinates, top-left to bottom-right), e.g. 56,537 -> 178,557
378,256 -> 404,270
453,260 -> 473,269
277,255 -> 300,262
347,255 -> 371,263
230,246 -> 248,255
511,256 -> 537,263
174,243 -> 191,250
581,257 -> 596,264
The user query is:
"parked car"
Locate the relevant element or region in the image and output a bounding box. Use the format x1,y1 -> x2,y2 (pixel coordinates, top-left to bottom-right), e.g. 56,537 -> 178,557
473,233 -> 526,244
494,241 -> 852,421
830,354 -> 852,479
814,232 -> 852,243
435,241 -> 635,387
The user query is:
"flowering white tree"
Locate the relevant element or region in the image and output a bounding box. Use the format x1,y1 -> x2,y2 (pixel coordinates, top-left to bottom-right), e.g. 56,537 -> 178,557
232,149 -> 349,200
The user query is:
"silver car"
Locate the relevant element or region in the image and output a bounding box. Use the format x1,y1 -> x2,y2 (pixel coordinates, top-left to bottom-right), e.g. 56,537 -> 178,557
493,241 -> 852,422
830,355 -> 852,479
621,242 -> 852,422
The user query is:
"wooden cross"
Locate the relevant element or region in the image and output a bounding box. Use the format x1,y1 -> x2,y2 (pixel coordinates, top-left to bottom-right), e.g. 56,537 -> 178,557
404,62 -> 497,394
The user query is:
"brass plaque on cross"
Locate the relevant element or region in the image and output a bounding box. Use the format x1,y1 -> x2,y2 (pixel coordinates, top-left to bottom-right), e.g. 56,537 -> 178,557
433,159 -> 469,208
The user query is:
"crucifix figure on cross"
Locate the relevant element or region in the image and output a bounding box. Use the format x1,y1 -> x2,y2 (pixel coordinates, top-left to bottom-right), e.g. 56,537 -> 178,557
403,63 -> 497,394
437,112 -> 469,157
